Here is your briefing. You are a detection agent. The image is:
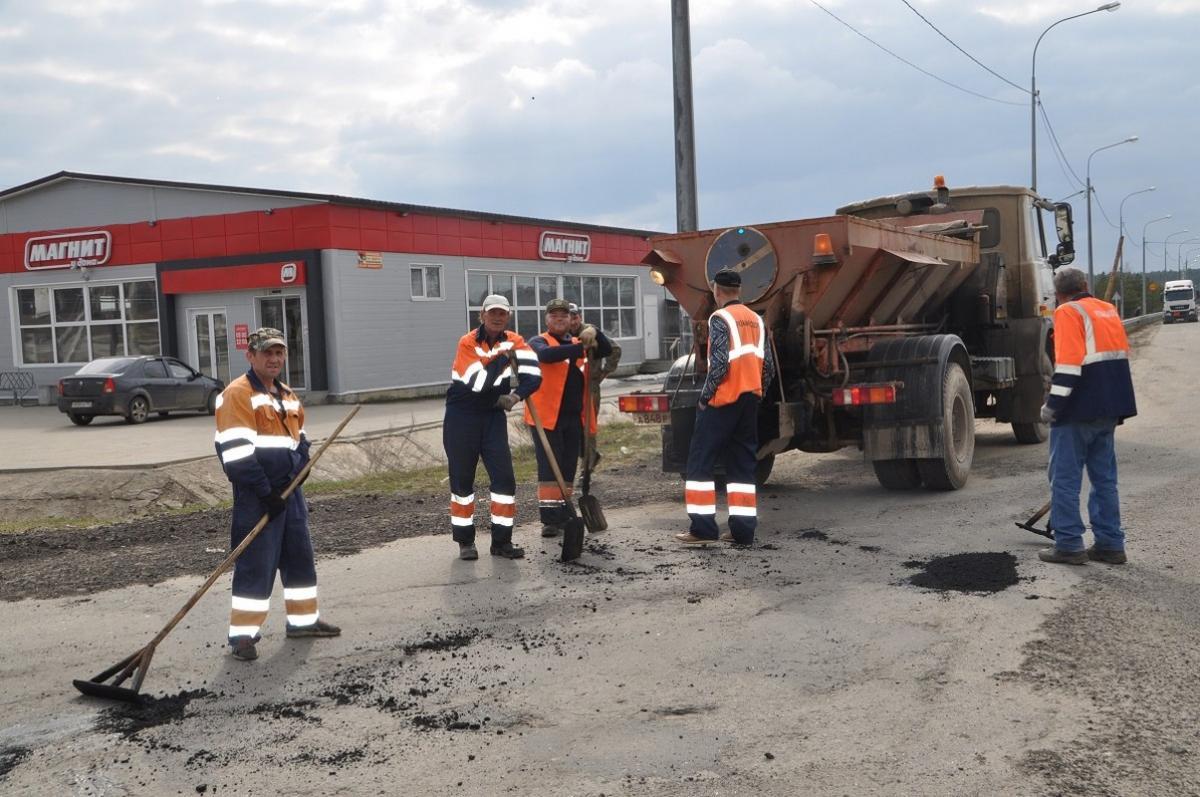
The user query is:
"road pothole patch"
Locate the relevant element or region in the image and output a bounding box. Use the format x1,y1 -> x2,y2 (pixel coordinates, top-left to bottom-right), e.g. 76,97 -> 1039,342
903,552 -> 1019,594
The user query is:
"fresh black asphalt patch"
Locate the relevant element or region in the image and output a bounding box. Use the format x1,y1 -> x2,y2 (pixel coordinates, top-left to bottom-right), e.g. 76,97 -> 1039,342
904,552 -> 1019,594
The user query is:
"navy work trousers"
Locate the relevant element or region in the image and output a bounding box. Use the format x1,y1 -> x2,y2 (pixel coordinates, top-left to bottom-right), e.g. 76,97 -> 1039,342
444,405 -> 517,546
685,394 -> 760,543
529,413 -> 582,526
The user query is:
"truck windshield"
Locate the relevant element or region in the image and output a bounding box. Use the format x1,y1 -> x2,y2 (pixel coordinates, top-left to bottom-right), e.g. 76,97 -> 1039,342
1165,289 -> 1194,302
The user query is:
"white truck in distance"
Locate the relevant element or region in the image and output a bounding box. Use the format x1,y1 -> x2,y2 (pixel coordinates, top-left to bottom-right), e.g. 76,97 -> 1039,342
1163,279 -> 1198,323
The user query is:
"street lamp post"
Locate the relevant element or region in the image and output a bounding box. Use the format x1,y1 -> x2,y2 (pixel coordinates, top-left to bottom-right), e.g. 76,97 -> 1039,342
1142,214 -> 1171,315
1085,135 -> 1138,284
1031,2 -> 1122,193
1164,229 -> 1192,282
1176,238 -> 1200,274
1116,187 -> 1155,314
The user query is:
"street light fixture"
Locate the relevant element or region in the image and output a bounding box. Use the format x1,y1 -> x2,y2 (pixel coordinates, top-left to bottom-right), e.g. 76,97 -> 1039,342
1142,214 -> 1171,315
1175,237 -> 1200,274
1031,2 -> 1122,192
1085,135 -> 1138,284
1165,230 -> 1193,281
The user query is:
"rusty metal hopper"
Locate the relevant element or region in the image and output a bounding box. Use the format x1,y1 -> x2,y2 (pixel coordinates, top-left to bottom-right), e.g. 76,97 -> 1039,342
645,215 -> 980,331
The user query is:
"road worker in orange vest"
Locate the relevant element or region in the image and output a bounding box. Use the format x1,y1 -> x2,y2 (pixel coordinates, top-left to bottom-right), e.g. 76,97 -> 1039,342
525,298 -> 613,537
1038,267 -> 1137,565
676,268 -> 775,547
568,302 -> 621,470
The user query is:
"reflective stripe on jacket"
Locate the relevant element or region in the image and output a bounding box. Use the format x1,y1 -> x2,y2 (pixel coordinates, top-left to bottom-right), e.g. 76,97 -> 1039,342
1047,295 -> 1137,424
446,327 -> 541,412
524,332 -> 597,433
214,371 -> 309,497
707,304 -> 766,407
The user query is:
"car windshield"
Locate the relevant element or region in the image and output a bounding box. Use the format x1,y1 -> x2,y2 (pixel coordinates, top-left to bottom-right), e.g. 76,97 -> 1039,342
77,357 -> 138,375
1165,289 -> 1193,302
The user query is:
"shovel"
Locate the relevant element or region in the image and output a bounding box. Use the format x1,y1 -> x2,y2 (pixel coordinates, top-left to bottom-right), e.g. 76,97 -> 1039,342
72,404 -> 361,703
1015,500 -> 1054,540
578,353 -> 607,532
525,398 -> 586,562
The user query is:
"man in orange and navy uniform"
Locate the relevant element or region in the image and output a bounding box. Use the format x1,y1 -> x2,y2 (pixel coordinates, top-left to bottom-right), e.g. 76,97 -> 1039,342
1038,268 -> 1137,565
214,327 -> 340,662
525,298 -> 613,537
677,268 -> 775,547
445,294 -> 542,561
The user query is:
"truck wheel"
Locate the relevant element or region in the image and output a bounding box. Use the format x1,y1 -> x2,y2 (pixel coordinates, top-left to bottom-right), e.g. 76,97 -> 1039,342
755,454 -> 775,487
872,459 -> 922,490
1012,422 -> 1048,444
917,362 -> 974,490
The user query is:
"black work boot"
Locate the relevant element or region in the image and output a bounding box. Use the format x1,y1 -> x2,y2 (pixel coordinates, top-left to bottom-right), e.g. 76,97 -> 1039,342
1086,546 -> 1128,564
459,543 -> 479,561
1038,547 -> 1088,565
286,619 -> 342,638
491,542 -> 525,559
230,637 -> 258,661
541,524 -> 562,538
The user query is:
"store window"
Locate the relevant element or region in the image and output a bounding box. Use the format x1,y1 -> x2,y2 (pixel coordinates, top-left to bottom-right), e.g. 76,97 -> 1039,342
410,264 -> 443,300
465,272 -> 640,339
14,280 -> 160,365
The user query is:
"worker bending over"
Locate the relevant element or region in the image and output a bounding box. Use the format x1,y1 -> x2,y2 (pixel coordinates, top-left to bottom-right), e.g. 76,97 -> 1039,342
526,298 -> 613,537
677,269 -> 775,546
444,294 -> 542,561
213,327 -> 340,662
1038,267 -> 1137,565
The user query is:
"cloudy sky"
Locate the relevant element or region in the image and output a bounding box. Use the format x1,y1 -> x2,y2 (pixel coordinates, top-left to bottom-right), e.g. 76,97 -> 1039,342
1,0 -> 1196,271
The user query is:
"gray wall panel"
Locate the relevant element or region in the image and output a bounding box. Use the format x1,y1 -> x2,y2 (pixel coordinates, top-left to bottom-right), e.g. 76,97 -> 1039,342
1,179 -> 320,233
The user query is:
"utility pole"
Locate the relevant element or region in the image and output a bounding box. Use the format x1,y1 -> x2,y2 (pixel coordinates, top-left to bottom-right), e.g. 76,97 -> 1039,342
671,0 -> 699,233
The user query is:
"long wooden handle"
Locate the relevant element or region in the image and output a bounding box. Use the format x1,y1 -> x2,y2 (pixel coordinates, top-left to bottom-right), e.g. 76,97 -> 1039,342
525,398 -> 574,505
145,404 -> 361,650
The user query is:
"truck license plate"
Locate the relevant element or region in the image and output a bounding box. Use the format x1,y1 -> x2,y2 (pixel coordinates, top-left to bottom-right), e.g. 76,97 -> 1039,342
71,401 -> 92,408
631,412 -> 670,425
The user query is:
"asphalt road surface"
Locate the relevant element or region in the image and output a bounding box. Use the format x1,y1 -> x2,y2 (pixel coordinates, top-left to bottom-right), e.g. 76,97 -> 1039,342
2,321 -> 1197,796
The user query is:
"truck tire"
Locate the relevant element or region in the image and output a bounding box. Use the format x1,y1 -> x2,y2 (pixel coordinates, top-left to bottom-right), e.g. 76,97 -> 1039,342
1012,421 -> 1048,444
872,459 -> 922,490
917,362 -> 974,490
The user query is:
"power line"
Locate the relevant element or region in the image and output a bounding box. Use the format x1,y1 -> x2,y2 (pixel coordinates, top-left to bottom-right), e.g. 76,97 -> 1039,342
899,0 -> 1029,94
1038,101 -> 1085,189
807,0 -> 1024,107
1091,187 -> 1120,229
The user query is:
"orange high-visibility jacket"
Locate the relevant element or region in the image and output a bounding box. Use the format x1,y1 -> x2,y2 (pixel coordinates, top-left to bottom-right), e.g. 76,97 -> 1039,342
524,332 -> 597,433
1046,295 -> 1136,423
707,303 -> 766,407
214,370 -> 308,497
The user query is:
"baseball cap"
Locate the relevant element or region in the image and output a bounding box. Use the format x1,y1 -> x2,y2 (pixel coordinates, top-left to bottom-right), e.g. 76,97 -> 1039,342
545,298 -> 571,314
713,268 -> 742,288
248,327 -> 287,351
567,302 -> 581,315
482,294 -> 512,312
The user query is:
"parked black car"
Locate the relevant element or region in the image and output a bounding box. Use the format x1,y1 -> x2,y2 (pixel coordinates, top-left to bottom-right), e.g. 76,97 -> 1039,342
57,356 -> 224,426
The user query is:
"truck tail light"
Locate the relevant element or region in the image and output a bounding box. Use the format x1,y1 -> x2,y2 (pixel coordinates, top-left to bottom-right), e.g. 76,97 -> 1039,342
619,394 -> 670,413
831,383 -> 898,406
103,378 -> 116,394
813,233 -> 838,267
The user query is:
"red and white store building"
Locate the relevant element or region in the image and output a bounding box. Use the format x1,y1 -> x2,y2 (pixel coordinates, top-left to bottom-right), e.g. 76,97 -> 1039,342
0,172 -> 679,403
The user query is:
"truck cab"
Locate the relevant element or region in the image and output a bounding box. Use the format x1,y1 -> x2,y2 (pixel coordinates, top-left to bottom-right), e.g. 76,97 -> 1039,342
1162,279 -> 1197,323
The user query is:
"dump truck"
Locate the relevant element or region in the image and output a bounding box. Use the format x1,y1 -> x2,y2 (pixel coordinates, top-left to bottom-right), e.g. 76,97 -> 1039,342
619,178 -> 1077,490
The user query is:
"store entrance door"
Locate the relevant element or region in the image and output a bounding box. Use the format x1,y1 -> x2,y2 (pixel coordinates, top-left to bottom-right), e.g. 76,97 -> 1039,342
257,296 -> 306,390
189,309 -> 231,384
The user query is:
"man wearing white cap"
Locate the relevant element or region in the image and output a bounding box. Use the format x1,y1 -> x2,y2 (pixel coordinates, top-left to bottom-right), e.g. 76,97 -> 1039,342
444,295 -> 543,560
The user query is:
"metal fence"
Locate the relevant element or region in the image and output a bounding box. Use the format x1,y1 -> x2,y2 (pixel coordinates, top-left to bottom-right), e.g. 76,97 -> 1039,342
0,371 -> 38,406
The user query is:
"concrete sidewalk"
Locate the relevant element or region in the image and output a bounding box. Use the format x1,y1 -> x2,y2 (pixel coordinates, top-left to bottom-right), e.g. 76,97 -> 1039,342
1,375 -> 664,471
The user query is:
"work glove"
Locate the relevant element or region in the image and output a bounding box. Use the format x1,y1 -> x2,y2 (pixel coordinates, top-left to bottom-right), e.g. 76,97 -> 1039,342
263,491 -> 287,519
578,325 -> 598,349
1039,403 -> 1056,424
495,393 -> 519,411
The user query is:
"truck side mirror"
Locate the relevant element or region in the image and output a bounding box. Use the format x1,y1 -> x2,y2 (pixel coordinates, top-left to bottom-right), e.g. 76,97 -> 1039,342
1049,203 -> 1075,268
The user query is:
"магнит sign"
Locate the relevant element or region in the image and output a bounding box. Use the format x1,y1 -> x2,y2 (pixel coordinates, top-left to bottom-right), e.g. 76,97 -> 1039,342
539,231 -> 590,262
24,231 -> 112,270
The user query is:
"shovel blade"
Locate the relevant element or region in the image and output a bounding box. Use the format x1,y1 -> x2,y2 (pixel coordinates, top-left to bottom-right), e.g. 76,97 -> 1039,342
579,494 -> 607,532
73,678 -> 145,704
561,517 -> 586,562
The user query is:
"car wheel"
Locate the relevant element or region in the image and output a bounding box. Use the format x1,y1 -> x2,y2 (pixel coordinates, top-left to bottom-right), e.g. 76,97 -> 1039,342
206,389 -> 221,415
68,413 -> 94,426
125,396 -> 150,424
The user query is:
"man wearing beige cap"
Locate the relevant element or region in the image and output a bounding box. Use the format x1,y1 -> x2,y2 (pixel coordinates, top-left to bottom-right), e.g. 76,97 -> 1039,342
213,327 -> 340,662
444,295 -> 542,560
